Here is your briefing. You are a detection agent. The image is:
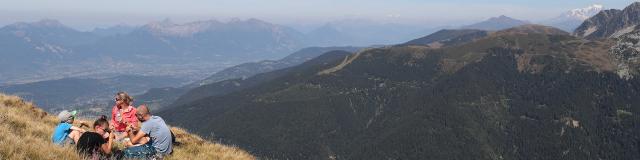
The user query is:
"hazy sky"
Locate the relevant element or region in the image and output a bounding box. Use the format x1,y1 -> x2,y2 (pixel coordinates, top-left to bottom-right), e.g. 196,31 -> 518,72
0,0 -> 637,30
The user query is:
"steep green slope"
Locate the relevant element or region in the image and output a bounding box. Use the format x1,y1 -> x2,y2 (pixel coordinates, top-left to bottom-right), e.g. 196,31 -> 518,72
161,25 -> 639,160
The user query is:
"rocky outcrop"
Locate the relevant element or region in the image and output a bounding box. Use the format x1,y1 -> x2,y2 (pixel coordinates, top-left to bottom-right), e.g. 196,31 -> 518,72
610,26 -> 640,79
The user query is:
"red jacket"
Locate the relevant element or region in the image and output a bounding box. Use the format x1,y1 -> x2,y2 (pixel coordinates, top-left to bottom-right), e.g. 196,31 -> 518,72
111,105 -> 138,132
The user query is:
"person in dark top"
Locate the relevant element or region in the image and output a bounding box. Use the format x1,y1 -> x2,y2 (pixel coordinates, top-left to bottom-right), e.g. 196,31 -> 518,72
76,115 -> 115,160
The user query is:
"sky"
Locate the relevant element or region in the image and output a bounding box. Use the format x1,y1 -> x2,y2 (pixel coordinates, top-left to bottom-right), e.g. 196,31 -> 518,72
0,0 -> 637,30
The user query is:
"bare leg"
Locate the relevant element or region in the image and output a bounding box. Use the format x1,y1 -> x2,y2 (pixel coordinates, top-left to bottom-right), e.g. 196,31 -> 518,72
124,139 -> 134,147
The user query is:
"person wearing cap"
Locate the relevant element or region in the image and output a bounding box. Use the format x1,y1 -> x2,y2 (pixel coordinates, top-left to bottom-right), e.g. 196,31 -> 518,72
51,110 -> 86,146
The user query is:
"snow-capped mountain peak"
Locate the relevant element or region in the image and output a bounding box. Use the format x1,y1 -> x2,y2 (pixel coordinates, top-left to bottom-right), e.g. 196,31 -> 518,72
563,4 -> 604,20
544,4 -> 605,32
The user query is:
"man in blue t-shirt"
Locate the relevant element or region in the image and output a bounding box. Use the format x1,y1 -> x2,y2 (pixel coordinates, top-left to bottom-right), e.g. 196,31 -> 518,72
51,110 -> 86,146
127,105 -> 173,158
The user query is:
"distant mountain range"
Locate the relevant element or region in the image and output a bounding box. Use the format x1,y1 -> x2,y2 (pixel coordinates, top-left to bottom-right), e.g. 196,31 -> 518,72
0,19 -> 98,83
0,18 -> 312,85
0,19 -> 99,47
85,18 -> 307,61
461,15 -> 530,31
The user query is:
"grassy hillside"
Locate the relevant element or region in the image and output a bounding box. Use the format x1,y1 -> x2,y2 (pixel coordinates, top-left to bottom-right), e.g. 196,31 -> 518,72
0,93 -> 255,160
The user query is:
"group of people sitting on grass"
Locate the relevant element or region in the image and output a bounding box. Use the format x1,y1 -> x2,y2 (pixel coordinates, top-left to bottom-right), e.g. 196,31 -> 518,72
51,91 -> 174,160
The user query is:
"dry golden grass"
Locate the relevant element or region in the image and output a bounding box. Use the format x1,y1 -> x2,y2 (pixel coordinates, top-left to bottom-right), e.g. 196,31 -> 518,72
0,93 -> 255,160
167,127 -> 254,160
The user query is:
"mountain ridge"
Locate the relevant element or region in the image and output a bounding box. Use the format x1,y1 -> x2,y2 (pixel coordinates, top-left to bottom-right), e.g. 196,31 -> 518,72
135,47 -> 361,111
574,2 -> 640,39
160,25 -> 636,159
401,29 -> 489,48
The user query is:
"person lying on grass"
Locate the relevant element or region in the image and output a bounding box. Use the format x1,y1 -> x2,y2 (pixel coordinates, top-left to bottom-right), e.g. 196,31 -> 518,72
52,110 -> 86,146
76,115 -> 116,159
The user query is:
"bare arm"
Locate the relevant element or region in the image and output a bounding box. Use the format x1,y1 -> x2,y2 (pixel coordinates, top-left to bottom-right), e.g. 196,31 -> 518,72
70,126 -> 86,133
129,130 -> 147,144
101,132 -> 115,154
111,107 -> 120,127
